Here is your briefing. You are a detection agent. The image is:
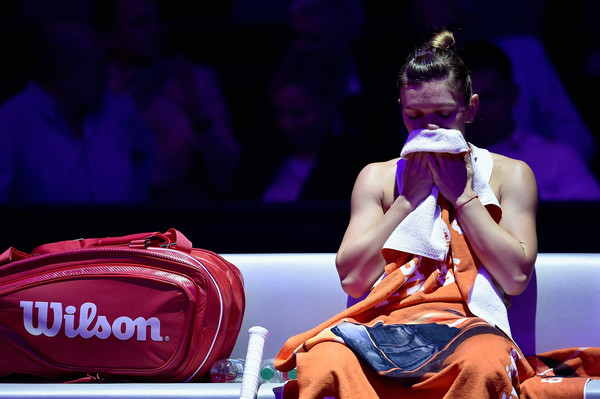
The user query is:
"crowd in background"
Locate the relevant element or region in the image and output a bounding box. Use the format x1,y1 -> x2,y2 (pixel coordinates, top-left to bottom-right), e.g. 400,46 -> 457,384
0,0 -> 599,206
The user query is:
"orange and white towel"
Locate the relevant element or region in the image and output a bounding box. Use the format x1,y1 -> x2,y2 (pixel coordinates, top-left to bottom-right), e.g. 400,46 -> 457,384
384,128 -> 500,261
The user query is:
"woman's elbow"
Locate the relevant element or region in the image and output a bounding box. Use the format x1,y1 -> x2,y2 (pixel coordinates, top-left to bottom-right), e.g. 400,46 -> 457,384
504,273 -> 531,296
504,263 -> 536,296
336,251 -> 384,299
336,254 -> 365,298
340,276 -> 369,299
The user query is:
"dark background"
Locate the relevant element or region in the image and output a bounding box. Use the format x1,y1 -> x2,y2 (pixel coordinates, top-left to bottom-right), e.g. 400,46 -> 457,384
0,0 -> 597,254
0,200 -> 598,254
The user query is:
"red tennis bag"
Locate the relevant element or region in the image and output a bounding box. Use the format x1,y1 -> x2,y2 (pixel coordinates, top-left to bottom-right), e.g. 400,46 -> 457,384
0,228 -> 245,382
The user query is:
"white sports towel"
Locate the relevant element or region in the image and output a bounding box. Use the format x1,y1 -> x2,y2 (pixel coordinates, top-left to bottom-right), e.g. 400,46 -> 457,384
400,127 -> 469,157
383,128 -> 500,260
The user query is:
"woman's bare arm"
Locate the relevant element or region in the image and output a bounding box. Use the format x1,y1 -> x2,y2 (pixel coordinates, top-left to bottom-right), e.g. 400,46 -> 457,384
336,155 -> 433,297
429,153 -> 538,295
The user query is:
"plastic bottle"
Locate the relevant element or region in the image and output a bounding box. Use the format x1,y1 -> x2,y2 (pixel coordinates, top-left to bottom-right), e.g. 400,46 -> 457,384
209,358 -> 245,383
286,367 -> 297,380
260,358 -> 285,383
260,358 -> 297,383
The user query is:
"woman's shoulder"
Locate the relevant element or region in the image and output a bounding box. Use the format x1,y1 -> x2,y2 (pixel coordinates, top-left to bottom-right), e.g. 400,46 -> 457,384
357,158 -> 399,186
352,158 -> 399,205
489,151 -> 537,202
489,151 -> 534,176
361,158 -> 399,172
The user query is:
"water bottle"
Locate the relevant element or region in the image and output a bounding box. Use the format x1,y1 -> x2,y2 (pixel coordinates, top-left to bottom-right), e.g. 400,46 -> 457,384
285,367 -> 297,380
260,358 -> 297,383
209,358 -> 245,383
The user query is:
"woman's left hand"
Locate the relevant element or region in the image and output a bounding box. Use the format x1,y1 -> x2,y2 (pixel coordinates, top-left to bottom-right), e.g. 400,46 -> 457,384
426,150 -> 475,207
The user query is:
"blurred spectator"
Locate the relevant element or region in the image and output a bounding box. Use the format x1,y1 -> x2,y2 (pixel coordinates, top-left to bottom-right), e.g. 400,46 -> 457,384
288,0 -> 364,101
285,0 -> 393,159
0,21 -> 156,205
494,35 -> 597,166
404,0 -> 597,166
94,0 -> 241,202
235,48 -> 372,202
544,0 -> 600,179
462,41 -> 600,201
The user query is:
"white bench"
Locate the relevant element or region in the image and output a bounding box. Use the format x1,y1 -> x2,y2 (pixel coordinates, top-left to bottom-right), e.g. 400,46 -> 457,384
1,253 -> 598,398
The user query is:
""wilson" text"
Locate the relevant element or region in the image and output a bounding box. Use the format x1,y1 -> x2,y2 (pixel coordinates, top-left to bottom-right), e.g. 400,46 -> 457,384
20,301 -> 163,341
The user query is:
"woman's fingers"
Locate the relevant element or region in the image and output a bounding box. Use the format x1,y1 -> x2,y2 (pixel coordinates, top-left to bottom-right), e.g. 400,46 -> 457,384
425,152 -> 472,204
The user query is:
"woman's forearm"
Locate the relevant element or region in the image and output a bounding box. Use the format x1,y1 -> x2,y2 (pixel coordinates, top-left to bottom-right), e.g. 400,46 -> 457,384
455,198 -> 537,295
336,196 -> 416,297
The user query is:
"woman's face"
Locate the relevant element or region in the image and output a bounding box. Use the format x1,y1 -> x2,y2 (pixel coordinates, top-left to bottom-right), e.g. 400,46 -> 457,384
399,78 -> 478,135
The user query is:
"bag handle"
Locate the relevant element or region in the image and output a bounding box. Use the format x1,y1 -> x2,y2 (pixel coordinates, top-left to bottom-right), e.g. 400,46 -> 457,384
115,228 -> 193,253
0,247 -> 31,266
30,228 -> 193,256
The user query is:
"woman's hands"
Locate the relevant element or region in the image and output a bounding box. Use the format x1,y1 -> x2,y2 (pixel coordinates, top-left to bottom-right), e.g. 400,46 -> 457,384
400,153 -> 434,207
426,150 -> 538,296
401,150 -> 475,209
426,150 -> 475,207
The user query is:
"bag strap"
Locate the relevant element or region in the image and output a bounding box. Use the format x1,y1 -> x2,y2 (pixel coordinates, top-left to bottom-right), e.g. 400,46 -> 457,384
0,247 -> 31,266
30,228 -> 193,256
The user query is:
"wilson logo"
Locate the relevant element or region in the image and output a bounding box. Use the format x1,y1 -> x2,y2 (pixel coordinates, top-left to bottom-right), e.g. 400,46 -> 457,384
20,301 -> 163,341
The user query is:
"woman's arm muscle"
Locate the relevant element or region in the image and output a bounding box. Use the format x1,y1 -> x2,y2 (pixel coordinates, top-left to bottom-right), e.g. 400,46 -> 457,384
456,158 -> 538,295
336,161 -> 415,297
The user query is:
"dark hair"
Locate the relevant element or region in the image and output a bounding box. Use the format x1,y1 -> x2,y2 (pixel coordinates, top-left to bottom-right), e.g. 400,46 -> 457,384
396,30 -> 472,104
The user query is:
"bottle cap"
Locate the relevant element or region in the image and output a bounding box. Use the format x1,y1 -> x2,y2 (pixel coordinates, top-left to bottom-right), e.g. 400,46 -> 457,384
287,368 -> 297,380
260,367 -> 275,381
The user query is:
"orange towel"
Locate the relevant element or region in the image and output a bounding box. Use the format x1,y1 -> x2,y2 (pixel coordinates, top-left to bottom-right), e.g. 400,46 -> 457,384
275,198 -> 535,398
520,347 -> 600,399
276,194 -> 600,398
281,328 -> 529,399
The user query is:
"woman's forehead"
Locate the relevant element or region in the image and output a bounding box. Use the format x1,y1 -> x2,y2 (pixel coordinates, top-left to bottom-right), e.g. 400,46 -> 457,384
400,80 -> 462,108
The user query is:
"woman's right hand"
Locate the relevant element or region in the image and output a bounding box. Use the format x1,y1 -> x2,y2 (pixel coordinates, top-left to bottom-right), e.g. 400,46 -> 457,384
400,152 -> 434,208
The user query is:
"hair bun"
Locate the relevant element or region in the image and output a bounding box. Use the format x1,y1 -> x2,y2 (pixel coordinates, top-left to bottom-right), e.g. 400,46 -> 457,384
428,30 -> 455,50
